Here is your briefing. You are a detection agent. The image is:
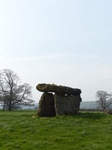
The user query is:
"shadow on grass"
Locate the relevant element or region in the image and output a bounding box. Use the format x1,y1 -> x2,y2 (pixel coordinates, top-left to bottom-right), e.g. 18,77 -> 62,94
55,112 -> 106,120
74,112 -> 106,120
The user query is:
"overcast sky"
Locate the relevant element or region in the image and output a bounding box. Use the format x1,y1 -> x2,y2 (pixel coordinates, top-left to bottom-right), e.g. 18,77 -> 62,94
0,0 -> 112,103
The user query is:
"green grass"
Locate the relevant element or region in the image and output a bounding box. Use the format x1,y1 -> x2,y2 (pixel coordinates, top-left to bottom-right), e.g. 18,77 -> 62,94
0,110 -> 112,150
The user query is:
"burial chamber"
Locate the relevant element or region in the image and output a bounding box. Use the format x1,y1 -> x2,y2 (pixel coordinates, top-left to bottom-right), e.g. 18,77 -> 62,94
36,83 -> 82,117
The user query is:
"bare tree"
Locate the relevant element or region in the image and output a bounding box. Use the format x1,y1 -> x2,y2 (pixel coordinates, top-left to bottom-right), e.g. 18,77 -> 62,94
96,91 -> 112,110
0,69 -> 34,111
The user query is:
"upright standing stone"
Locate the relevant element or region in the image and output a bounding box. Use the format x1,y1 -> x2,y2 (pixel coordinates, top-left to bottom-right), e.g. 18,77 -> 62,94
54,94 -> 82,115
38,93 -> 56,117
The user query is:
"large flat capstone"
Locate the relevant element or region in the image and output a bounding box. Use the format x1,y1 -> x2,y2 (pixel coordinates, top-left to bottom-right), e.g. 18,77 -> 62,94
36,83 -> 81,95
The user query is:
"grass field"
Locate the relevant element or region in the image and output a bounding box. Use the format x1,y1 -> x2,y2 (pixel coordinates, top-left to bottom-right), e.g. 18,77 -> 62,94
0,110 -> 112,150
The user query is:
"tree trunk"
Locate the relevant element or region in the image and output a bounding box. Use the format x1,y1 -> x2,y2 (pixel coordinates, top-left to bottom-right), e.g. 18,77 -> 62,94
8,96 -> 12,111
2,105 -> 5,111
2,100 -> 6,111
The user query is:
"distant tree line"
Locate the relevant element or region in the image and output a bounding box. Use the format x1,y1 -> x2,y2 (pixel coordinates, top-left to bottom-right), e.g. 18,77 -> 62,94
0,69 -> 34,111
